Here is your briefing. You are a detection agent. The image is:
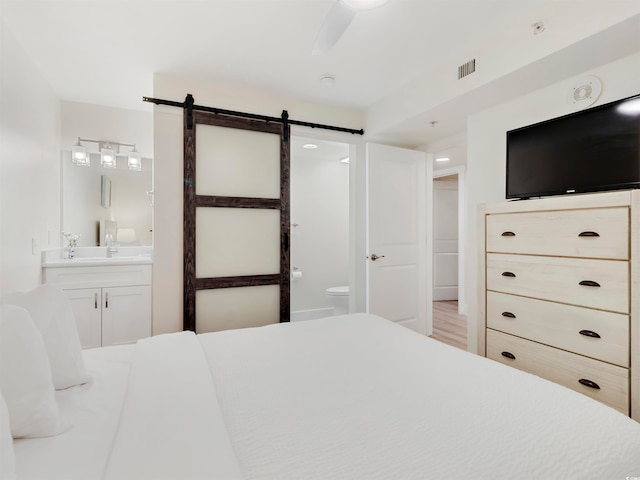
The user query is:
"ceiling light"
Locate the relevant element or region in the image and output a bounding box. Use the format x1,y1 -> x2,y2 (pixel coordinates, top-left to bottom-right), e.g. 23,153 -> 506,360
435,157 -> 450,162
340,0 -> 390,11
320,75 -> 336,87
100,143 -> 117,168
127,146 -> 142,171
303,143 -> 318,149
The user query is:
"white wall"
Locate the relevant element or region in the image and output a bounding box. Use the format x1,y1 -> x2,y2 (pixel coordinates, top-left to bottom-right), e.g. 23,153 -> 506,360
465,51 -> 640,354
152,73 -> 364,335
60,102 -> 153,247
0,21 -> 60,293
290,151 -> 349,312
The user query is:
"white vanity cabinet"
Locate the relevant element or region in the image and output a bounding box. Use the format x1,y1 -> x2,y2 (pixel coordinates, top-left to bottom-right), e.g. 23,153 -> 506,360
43,263 -> 152,348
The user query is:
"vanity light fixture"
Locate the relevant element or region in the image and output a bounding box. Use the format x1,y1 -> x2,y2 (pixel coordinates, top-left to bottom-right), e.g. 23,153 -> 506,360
302,143 -> 318,149
435,157 -> 450,162
100,143 -> 117,168
71,138 -> 89,166
127,146 -> 142,171
71,138 -> 145,171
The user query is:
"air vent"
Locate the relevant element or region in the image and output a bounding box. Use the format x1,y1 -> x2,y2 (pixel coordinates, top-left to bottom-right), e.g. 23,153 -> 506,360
458,59 -> 476,79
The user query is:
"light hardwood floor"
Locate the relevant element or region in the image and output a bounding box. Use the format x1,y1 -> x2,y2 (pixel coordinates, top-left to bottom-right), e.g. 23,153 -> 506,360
430,301 -> 467,350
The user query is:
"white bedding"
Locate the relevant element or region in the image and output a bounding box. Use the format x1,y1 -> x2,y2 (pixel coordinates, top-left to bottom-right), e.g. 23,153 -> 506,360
13,344 -> 135,480
13,313 -> 640,479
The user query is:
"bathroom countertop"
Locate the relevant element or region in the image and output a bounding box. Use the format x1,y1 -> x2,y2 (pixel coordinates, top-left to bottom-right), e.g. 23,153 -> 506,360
41,247 -> 153,268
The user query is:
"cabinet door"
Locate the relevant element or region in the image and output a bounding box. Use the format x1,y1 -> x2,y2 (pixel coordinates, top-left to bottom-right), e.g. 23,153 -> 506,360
101,286 -> 151,346
64,288 -> 102,349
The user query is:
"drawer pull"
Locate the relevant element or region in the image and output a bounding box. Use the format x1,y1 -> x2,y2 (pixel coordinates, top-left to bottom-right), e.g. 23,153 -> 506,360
578,231 -> 600,237
501,231 -> 516,237
579,329 -> 601,339
501,351 -> 516,360
579,280 -> 600,287
501,311 -> 516,318
578,379 -> 601,390
501,272 -> 516,278
94,293 -> 98,310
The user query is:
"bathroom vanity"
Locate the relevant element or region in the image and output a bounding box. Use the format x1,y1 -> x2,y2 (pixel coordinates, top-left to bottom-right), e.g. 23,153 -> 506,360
42,247 -> 152,348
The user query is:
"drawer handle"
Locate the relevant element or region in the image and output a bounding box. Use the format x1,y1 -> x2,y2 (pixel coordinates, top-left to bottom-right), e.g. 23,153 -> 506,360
501,231 -> 516,237
501,311 -> 516,318
579,329 -> 601,339
579,280 -> 600,287
578,231 -> 600,237
501,351 -> 516,360
94,292 -> 98,310
578,378 -> 601,390
501,272 -> 516,278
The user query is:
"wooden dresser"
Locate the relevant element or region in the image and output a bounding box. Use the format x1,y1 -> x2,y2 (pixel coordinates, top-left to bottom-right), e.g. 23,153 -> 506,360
478,191 -> 639,420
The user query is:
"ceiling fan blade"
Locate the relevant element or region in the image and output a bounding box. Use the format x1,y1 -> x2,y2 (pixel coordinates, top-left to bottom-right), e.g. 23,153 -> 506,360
312,1 -> 357,55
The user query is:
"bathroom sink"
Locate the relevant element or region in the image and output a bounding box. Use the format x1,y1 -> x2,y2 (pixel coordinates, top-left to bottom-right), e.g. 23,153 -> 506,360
43,255 -> 153,267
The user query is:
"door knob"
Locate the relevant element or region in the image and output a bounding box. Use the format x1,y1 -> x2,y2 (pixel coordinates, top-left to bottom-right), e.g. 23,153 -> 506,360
370,253 -> 385,261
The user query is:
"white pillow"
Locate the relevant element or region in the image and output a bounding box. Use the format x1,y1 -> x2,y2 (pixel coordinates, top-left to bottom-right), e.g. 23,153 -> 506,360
0,304 -> 68,438
0,392 -> 16,480
4,284 -> 89,389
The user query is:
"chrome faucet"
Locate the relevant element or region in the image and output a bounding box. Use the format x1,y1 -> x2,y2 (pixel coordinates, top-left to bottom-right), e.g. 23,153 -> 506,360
105,233 -> 119,258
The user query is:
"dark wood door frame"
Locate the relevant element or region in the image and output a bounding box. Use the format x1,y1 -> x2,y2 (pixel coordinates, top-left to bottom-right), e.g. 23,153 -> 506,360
183,107 -> 290,332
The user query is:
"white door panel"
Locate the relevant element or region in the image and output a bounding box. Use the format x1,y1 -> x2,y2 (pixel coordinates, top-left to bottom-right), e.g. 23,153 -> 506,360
367,143 -> 427,334
433,179 -> 459,301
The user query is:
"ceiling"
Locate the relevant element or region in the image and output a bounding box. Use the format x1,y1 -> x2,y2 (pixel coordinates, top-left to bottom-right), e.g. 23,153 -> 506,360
2,0 -> 639,148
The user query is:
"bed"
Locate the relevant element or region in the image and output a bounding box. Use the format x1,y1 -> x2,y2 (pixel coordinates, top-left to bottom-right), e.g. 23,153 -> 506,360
5,309 -> 640,480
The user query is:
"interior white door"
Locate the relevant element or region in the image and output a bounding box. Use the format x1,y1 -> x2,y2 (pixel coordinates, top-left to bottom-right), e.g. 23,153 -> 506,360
366,143 -> 427,334
433,178 -> 459,301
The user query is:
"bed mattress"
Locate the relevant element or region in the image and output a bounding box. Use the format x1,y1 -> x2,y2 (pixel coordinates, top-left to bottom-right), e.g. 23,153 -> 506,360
13,313 -> 640,479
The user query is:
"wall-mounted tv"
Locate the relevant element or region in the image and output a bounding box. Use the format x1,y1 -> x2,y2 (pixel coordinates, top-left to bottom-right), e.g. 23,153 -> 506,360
506,93 -> 640,200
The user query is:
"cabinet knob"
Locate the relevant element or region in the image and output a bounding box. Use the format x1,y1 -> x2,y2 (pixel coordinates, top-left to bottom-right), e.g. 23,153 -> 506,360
501,351 -> 516,360
501,311 -> 516,318
578,280 -> 600,288
501,231 -> 516,237
501,272 -> 516,278
578,231 -> 600,237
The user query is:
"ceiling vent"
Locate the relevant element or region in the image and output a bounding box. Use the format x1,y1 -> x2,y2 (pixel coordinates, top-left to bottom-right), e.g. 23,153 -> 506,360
458,59 -> 476,79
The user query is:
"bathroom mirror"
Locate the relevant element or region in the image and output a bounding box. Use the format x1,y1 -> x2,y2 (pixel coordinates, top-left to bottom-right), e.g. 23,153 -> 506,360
61,151 -> 153,247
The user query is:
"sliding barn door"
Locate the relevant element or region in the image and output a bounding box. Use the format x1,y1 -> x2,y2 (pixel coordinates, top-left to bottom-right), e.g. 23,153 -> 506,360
184,110 -> 290,332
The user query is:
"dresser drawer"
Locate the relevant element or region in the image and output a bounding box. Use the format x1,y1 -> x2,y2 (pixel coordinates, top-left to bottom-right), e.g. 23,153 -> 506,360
486,291 -> 629,367
486,329 -> 629,414
486,253 -> 629,313
486,207 -> 628,259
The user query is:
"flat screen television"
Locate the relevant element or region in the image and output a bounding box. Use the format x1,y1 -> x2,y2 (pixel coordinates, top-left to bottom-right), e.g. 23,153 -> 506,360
506,93 -> 640,199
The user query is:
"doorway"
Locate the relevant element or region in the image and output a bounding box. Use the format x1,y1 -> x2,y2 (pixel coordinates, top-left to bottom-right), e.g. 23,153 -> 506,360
432,166 -> 466,349
289,135 -> 350,321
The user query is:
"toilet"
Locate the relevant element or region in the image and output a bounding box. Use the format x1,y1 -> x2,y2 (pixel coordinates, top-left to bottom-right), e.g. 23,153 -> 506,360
325,286 -> 349,316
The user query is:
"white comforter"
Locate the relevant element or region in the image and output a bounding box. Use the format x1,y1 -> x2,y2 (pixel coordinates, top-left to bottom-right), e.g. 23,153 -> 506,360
104,313 -> 640,480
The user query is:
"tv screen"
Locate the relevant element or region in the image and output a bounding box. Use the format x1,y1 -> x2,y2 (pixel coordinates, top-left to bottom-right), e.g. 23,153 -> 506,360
506,93 -> 640,199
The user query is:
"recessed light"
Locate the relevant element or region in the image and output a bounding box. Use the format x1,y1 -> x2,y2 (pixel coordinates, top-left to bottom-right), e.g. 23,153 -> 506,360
341,0 -> 389,11
435,157 -> 450,162
320,75 -> 335,87
303,143 -> 318,149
